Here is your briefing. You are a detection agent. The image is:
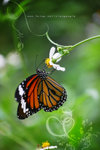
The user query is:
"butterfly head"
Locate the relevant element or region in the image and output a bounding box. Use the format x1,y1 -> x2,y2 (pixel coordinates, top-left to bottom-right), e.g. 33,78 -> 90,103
36,69 -> 48,79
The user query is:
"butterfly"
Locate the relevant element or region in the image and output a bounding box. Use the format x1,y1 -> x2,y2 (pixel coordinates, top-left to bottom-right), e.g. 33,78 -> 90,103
15,69 -> 67,119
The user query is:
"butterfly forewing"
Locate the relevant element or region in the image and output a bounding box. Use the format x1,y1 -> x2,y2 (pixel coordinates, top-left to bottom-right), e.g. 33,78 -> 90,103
17,103 -> 32,119
15,74 -> 37,102
15,74 -> 41,119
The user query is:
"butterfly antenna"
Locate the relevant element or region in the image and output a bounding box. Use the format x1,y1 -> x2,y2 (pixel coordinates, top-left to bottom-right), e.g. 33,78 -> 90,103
36,58 -> 45,70
49,69 -> 55,75
35,54 -> 38,70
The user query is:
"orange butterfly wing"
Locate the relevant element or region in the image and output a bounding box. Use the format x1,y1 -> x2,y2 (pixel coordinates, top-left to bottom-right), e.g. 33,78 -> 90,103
38,76 -> 67,112
15,70 -> 67,119
15,74 -> 42,119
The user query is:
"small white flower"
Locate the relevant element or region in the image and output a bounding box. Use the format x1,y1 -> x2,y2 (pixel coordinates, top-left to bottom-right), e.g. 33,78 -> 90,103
0,54 -> 7,78
39,141 -> 57,150
40,146 -> 57,150
2,0 -> 10,5
86,88 -> 99,101
0,54 -> 6,69
7,52 -> 22,68
45,47 -> 65,71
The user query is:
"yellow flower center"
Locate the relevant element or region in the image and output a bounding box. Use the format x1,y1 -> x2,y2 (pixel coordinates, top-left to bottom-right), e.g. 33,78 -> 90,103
42,141 -> 50,148
45,58 -> 53,68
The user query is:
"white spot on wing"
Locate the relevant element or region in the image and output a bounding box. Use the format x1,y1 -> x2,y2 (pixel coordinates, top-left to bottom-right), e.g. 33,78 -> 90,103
18,85 -> 24,96
21,97 -> 29,113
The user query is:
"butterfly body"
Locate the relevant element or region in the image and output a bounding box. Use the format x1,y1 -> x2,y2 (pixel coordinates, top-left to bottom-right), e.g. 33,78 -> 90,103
15,69 -> 67,119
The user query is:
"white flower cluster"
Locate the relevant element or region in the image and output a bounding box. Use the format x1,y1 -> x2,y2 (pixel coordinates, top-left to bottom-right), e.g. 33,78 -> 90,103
0,52 -> 22,78
40,146 -> 57,150
0,52 -> 22,70
45,47 -> 65,71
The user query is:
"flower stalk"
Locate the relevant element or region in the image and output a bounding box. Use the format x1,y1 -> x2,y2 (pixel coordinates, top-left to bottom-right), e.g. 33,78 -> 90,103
45,32 -> 100,71
46,32 -> 100,62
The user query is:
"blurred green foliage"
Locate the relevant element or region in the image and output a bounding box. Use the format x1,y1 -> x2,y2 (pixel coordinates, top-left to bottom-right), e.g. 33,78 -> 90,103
0,0 -> 100,150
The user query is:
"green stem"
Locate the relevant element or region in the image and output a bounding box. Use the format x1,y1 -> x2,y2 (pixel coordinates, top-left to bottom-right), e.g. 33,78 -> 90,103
70,35 -> 100,51
46,32 -> 63,47
46,33 -> 100,62
46,32 -> 100,50
46,32 -> 72,48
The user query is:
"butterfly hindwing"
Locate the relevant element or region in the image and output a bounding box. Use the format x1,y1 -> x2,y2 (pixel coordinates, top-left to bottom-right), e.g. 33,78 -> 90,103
38,76 -> 67,112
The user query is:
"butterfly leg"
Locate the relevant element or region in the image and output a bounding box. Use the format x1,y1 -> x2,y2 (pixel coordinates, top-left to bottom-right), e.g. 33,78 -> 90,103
49,69 -> 55,75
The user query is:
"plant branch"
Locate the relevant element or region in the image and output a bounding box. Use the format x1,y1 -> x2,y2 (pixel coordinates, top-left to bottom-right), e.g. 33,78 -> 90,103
70,35 -> 100,51
46,33 -> 100,62
46,32 -> 72,48
46,32 -> 100,51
